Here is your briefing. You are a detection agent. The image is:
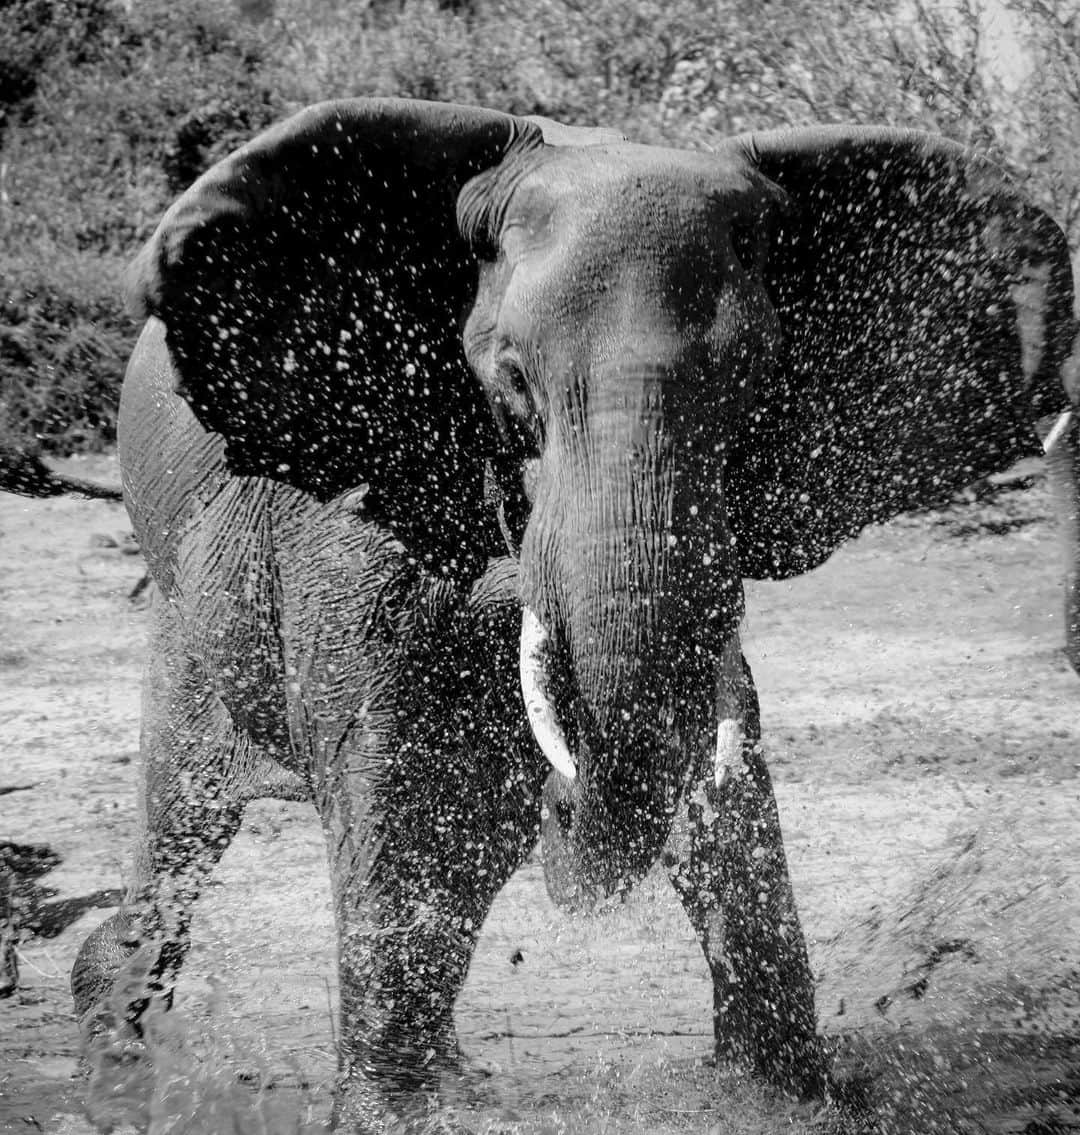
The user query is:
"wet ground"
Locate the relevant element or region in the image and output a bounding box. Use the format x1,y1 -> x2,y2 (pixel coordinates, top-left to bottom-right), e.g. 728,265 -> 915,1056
2,455 -> 1078,1133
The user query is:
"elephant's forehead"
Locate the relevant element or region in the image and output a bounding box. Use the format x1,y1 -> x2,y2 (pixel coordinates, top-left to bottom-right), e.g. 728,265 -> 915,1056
519,143 -> 758,215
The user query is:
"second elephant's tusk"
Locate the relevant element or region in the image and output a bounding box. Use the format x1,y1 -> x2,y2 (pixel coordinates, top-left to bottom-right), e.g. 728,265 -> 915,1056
714,634 -> 746,787
520,607 -> 577,780
715,719 -> 744,787
1041,410 -> 1076,455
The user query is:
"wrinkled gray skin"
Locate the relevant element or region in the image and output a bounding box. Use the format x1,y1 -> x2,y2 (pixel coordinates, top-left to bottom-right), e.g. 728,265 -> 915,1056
67,99 -> 1078,1132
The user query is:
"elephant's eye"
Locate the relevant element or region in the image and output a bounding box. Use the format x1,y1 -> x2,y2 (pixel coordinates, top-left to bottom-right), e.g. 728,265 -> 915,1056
493,352 -> 545,448
496,353 -> 530,400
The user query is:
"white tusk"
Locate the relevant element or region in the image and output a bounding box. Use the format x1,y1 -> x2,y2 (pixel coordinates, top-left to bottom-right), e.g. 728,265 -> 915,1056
520,607 -> 577,780
715,719 -> 744,787
1041,410 -> 1076,455
714,633 -> 746,787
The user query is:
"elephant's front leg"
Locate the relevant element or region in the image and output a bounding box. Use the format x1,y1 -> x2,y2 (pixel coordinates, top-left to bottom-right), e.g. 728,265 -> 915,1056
665,662 -> 825,1098
320,729 -> 540,1132
278,531 -> 542,1131
331,862 -> 476,1129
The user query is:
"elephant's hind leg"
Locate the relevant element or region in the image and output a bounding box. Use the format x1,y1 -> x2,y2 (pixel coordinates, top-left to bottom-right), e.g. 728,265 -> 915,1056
71,603 -> 269,1043
664,661 -> 825,1098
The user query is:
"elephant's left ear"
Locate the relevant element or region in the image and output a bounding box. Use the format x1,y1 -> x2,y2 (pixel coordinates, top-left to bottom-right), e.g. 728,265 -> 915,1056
127,98 -> 543,581
722,126 -> 1076,579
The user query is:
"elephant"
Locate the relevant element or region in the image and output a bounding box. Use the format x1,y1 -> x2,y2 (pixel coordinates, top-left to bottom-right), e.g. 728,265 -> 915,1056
66,98 -> 1078,1131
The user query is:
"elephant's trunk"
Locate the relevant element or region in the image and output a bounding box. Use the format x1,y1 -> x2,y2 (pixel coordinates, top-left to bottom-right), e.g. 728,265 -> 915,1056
519,360 -> 746,902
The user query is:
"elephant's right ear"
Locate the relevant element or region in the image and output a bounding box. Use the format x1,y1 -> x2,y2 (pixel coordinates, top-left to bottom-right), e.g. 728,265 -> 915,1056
127,98 -> 542,581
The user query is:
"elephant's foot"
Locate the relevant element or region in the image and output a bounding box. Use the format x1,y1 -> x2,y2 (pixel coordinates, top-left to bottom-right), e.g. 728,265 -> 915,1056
332,1068 -> 476,1135
71,910 -> 142,1024
82,1025 -> 157,1133
72,909 -> 187,1128
331,1016 -> 497,1130
711,997 -> 828,1100
427,1039 -> 501,1100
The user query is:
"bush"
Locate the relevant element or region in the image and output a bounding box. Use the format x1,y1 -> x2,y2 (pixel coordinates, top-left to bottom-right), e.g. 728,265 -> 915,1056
0,245 -> 130,452
0,0 -> 124,137
1,0 -> 284,452
1,0 -> 1075,456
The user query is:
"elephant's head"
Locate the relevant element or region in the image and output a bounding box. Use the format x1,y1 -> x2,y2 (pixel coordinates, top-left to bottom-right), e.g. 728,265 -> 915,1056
128,99 -> 1077,903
